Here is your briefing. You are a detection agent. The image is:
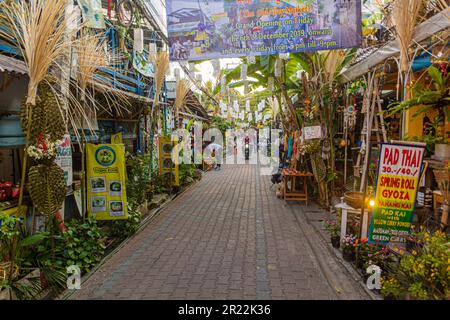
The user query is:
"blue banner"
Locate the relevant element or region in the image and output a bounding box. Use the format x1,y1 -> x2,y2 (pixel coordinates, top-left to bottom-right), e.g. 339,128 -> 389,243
166,0 -> 362,61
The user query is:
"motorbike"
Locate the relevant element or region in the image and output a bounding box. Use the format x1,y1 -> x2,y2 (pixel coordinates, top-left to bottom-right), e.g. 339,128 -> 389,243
244,138 -> 250,160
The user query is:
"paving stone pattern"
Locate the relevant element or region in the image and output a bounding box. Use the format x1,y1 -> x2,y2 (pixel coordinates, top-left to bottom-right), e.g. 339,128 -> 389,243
69,164 -> 366,300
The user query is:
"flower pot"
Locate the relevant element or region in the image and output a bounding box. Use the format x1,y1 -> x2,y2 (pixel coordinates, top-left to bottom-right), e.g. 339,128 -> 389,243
331,236 -> 340,249
342,250 -> 355,262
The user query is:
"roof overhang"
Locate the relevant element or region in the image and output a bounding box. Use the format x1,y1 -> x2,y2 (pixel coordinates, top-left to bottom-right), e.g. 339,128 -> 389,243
340,7 -> 450,83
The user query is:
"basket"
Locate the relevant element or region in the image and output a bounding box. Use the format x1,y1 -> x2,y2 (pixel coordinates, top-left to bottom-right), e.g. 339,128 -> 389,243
344,191 -> 364,209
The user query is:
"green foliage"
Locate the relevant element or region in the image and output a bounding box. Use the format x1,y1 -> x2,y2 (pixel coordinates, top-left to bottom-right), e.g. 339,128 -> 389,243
37,218 -> 106,275
126,154 -> 151,205
210,116 -> 232,135
387,66 -> 450,121
381,230 -> 450,300
63,218 -> 105,273
110,200 -> 141,240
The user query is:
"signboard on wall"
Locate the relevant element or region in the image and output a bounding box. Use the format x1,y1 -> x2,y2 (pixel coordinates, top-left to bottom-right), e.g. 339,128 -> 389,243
167,0 -> 362,61
55,134 -> 72,186
368,142 -> 425,245
158,137 -> 180,186
303,126 -> 321,140
86,144 -> 128,220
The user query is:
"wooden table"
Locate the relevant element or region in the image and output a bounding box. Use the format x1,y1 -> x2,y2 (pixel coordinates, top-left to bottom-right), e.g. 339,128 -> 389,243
282,170 -> 314,204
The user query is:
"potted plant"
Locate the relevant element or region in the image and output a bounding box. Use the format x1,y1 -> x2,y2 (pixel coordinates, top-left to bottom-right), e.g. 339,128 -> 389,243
341,234 -> 356,262
322,217 -> 340,248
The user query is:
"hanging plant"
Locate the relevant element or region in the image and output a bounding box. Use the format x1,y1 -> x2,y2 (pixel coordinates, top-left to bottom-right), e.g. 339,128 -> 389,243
20,83 -> 65,143
28,163 -> 66,217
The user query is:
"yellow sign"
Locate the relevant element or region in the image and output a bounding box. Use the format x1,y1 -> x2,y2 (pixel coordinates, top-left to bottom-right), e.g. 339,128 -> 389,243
158,136 -> 180,186
86,144 -> 128,220
111,132 -> 123,144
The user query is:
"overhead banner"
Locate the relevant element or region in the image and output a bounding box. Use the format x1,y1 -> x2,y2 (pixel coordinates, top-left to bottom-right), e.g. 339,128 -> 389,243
368,143 -> 425,245
166,0 -> 362,61
86,144 -> 128,220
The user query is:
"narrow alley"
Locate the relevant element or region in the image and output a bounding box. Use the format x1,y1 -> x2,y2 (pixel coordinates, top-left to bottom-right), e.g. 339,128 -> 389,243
67,164 -> 369,300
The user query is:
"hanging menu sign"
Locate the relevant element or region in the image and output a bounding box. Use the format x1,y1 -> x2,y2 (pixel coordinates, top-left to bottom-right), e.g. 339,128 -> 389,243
368,142 -> 425,245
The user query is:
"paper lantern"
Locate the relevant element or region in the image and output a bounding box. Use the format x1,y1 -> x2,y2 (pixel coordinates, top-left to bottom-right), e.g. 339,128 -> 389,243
148,42 -> 157,55
274,59 -> 282,77
134,28 -> 144,53
241,64 -> 247,80
268,77 -> 274,91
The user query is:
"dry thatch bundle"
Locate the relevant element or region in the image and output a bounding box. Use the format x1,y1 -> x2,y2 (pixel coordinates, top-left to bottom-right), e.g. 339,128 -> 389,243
150,51 -> 170,108
75,31 -> 108,100
175,79 -> 191,118
391,0 -> 424,73
323,50 -> 345,86
268,96 -> 279,119
0,0 -> 74,105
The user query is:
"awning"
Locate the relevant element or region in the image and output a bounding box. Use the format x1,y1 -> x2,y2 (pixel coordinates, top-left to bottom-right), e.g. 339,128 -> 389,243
0,54 -> 27,75
340,8 -> 450,83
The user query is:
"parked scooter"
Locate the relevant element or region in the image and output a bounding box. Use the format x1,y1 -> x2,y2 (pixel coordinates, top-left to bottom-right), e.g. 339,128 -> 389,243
244,136 -> 250,160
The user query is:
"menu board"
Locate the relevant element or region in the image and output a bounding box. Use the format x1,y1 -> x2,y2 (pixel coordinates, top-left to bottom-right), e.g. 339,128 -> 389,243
368,143 -> 425,245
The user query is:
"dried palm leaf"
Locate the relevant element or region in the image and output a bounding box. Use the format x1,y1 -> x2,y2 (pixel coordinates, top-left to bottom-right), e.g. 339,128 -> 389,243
391,0 -> 424,73
74,31 -> 108,101
0,0 -> 75,105
175,79 -> 191,119
150,51 -> 169,108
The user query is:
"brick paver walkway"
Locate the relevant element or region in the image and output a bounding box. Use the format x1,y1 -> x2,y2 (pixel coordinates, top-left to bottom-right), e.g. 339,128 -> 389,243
68,164 -> 368,300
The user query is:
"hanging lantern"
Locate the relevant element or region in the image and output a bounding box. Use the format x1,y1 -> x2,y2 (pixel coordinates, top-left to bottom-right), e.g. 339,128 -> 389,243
241,64 -> 248,80
274,58 -> 282,77
246,99 -> 250,111
221,76 -> 226,94
248,56 -> 255,64
174,68 -> 180,80
148,42 -> 157,55
244,80 -> 249,95
268,77 -> 274,91
212,59 -> 220,77
279,53 -> 290,60
134,28 -> 144,53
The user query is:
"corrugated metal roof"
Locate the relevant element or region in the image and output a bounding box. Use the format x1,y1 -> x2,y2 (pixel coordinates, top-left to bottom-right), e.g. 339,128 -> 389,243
0,54 -> 27,75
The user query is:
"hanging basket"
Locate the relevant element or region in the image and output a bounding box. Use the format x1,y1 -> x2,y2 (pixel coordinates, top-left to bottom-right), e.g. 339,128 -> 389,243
344,191 -> 364,209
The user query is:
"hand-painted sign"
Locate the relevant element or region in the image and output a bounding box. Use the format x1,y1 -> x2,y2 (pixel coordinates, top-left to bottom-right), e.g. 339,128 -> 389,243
55,134 -> 73,186
303,126 -> 321,140
368,143 -> 425,245
166,0 -> 362,61
86,144 -> 128,220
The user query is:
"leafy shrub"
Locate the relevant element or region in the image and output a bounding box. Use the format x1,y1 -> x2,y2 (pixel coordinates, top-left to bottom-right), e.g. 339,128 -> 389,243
381,229 -> 450,300
110,200 -> 141,240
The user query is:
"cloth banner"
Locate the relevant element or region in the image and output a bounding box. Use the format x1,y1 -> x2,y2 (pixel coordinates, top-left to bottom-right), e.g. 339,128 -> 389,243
167,0 -> 362,61
78,0 -> 105,29
86,144 -> 128,220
